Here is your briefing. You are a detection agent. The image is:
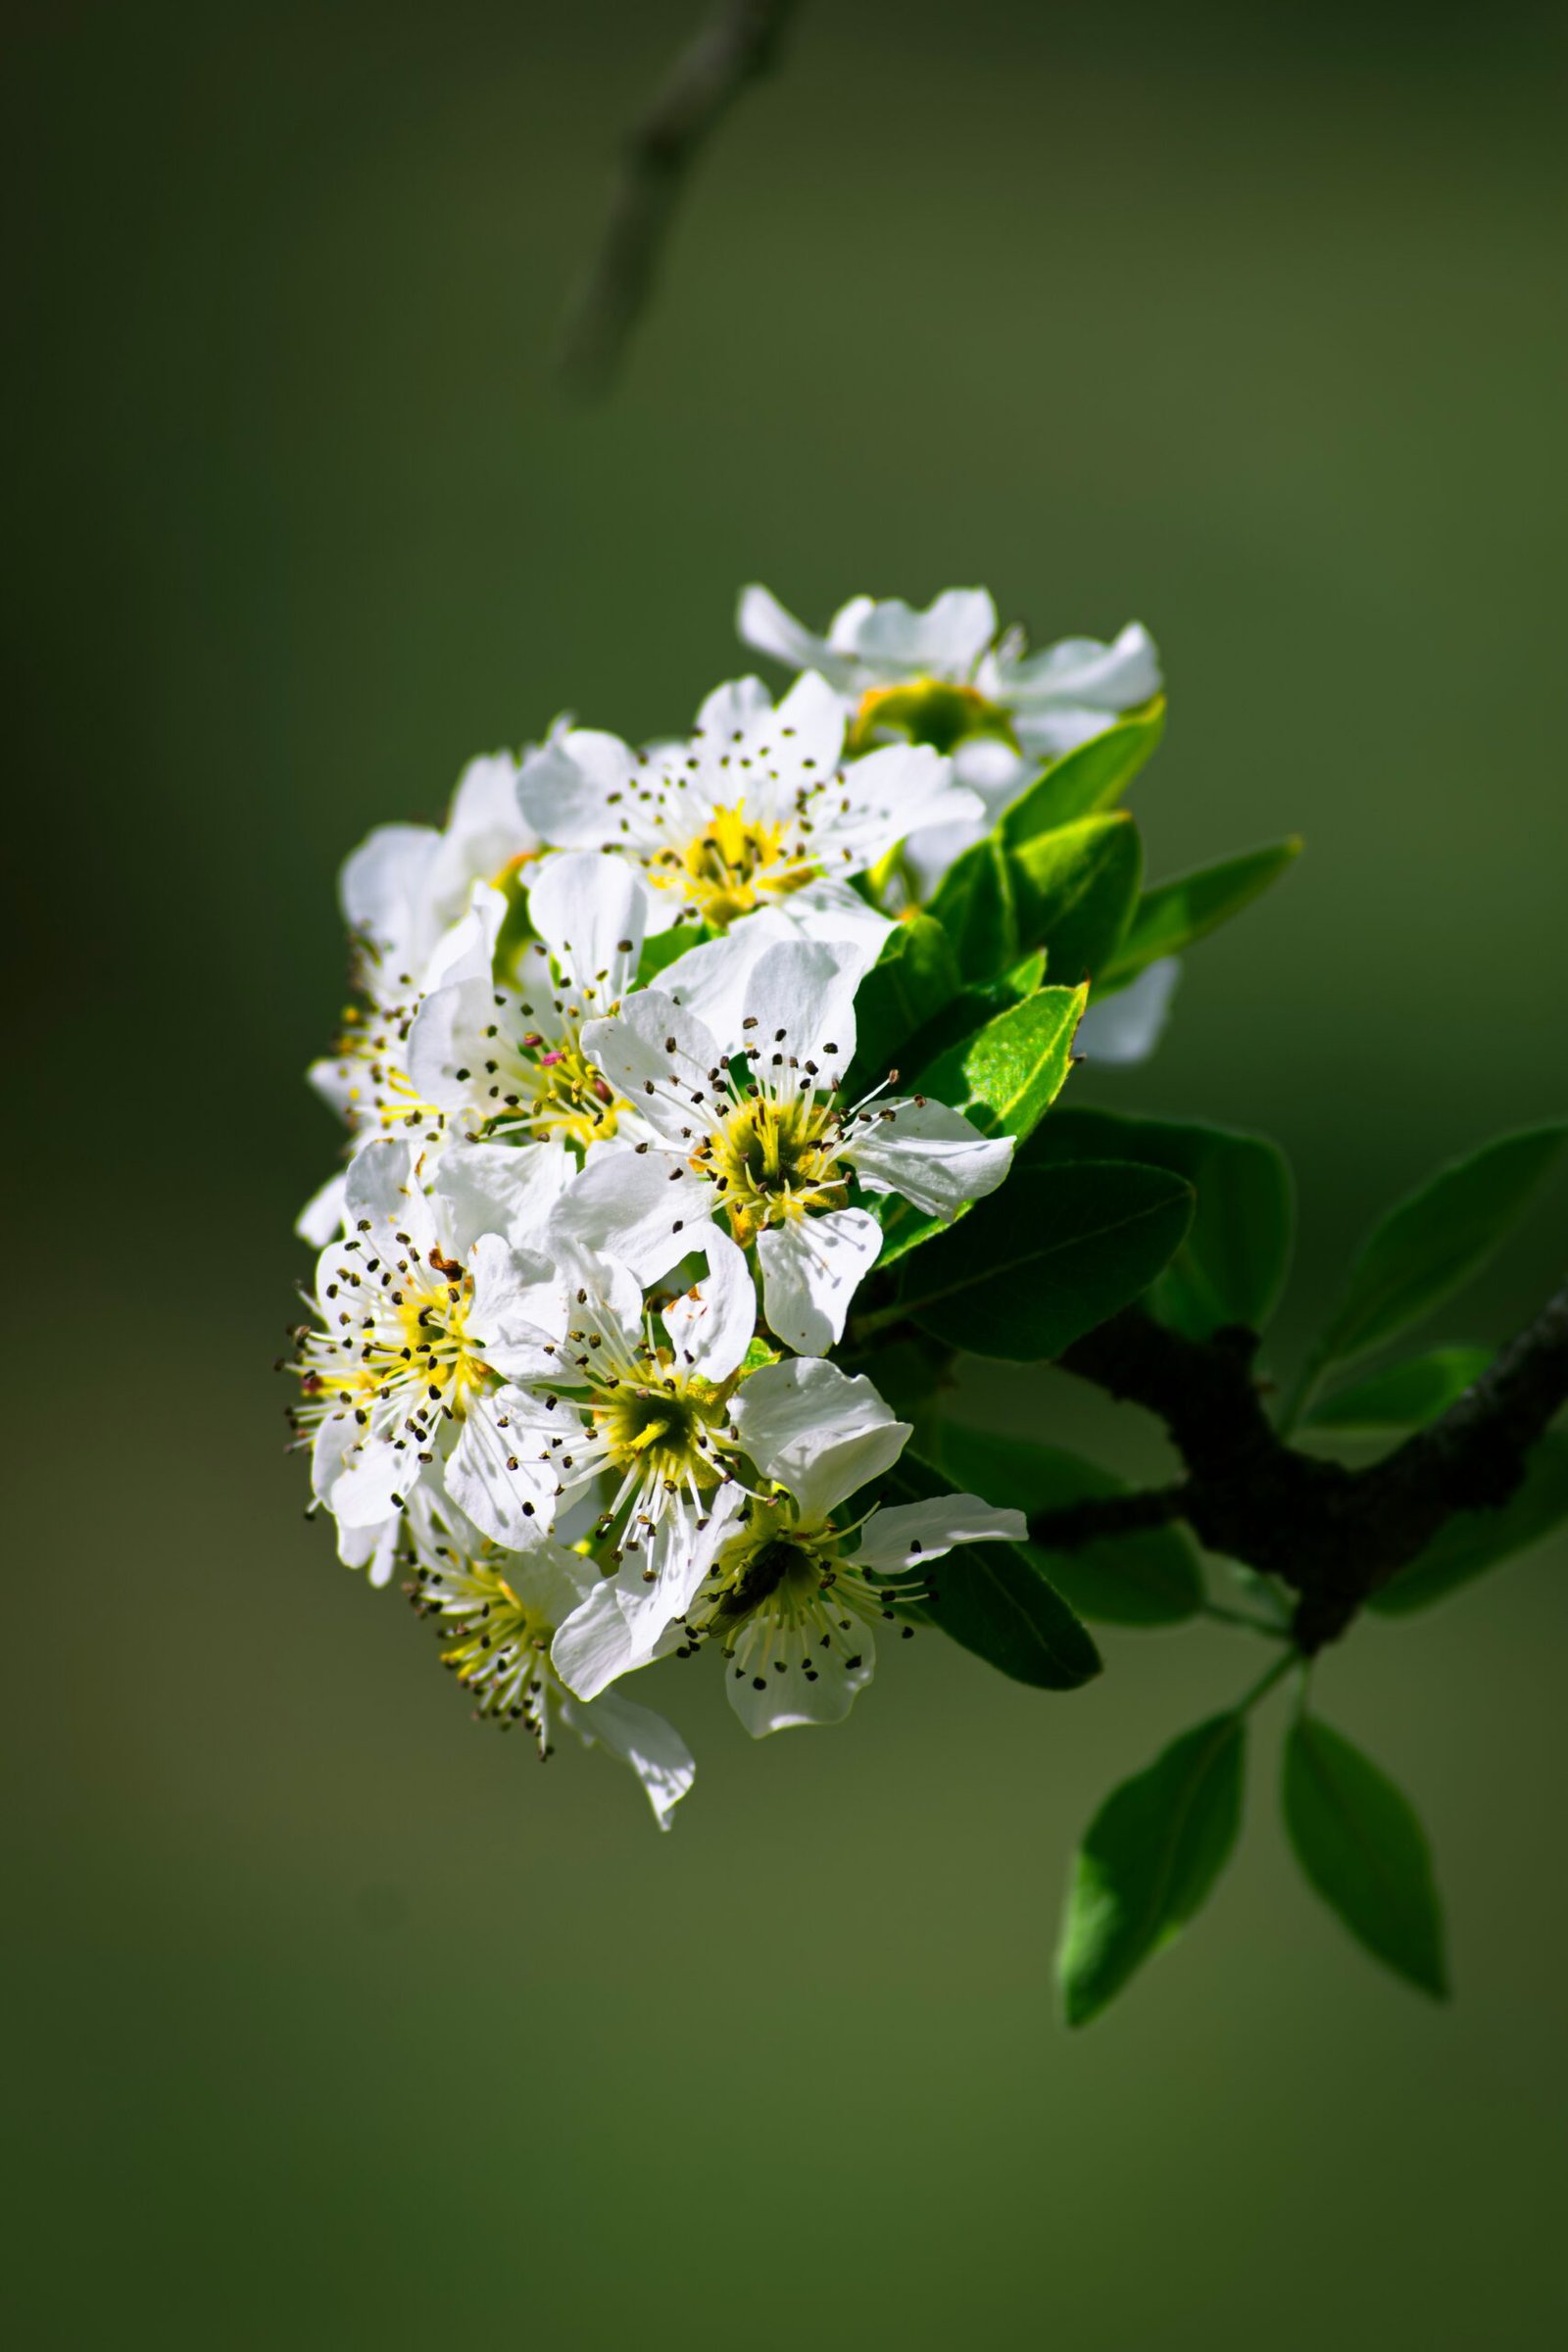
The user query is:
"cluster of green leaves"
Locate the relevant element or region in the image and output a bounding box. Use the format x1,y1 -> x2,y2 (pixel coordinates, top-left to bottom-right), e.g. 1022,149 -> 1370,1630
1020,1122 -> 1566,2025
842,715 -> 1563,2028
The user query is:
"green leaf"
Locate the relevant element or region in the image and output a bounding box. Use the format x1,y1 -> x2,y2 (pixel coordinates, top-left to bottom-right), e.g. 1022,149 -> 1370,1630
932,1423 -> 1203,1625
843,913 -> 961,1097
875,984 -> 1092,1269
925,835 -> 1018,985
1291,1126 -> 1568,1417
892,1160 -> 1195,1360
1303,1347 -> 1493,1434
1023,1108 -> 1293,1339
917,983 -> 1088,1142
1011,811 -> 1142,986
1282,1716 -> 1447,1997
1102,838 -> 1301,985
1058,1711 -> 1247,2027
1370,1432 -> 1568,1616
865,1451 -> 1102,1690
1001,700 -> 1166,846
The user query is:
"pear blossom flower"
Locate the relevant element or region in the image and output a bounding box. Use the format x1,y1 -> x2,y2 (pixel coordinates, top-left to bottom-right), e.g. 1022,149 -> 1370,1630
290,1137 -> 569,1559
579,931 -> 1013,1353
557,1357 -> 1025,1731
738,583 -> 1160,888
403,1494 -> 695,1828
514,671 -> 978,951
340,748 -> 542,1002
406,850 -> 655,1157
298,749 -> 544,1243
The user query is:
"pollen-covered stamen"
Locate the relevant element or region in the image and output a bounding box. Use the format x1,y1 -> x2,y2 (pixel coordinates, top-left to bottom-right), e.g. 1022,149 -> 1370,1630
321,999 -> 450,1142
287,1234 -> 494,1453
682,1505 -> 923,1690
647,799 -> 820,928
527,1301 -> 740,1570
407,1547 -> 558,1746
459,943 -> 632,1151
648,1011 -> 857,1245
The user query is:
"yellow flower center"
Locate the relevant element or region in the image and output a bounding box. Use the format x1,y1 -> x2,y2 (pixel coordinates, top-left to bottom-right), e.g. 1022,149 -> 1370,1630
592,1376 -> 726,1491
651,801 -> 817,928
848,676 -> 1017,757
697,1095 -> 848,1244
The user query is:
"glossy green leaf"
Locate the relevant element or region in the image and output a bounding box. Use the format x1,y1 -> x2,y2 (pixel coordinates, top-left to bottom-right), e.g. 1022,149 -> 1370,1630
865,1452 -> 1102,1690
872,985 -> 1089,1269
1102,837 -> 1301,984
1292,1125 -> 1568,1416
1023,1108 -> 1293,1338
1058,1711 -> 1247,2027
843,913 -> 961,1097
1370,1432 -> 1568,1616
925,834 -> 1017,984
1304,1347 -> 1493,1434
1001,700 -> 1166,846
893,1160 -> 1195,1360
917,983 -> 1088,1142
1011,811 -> 1142,986
1283,1716 -> 1447,1996
932,1423 -> 1203,1625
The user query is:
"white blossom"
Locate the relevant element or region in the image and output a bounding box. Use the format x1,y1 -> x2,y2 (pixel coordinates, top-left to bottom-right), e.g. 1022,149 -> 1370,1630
514,670 -> 978,949
403,1493 -> 695,1828
406,850 -> 655,1157
290,1138 -> 567,1560
579,931 -> 1013,1353
681,1357 -> 1025,1735
738,583 -> 1160,888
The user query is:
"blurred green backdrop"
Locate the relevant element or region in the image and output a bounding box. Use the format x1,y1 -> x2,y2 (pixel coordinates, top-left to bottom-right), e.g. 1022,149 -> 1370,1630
7,2 -> 1567,2344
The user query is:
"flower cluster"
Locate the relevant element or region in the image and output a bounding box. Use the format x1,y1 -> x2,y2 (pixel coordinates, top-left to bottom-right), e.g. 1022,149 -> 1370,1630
288,584 -> 1162,1825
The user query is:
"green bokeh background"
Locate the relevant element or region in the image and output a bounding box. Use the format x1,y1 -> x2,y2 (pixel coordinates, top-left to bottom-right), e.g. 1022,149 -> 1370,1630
8,4 -> 1567,2343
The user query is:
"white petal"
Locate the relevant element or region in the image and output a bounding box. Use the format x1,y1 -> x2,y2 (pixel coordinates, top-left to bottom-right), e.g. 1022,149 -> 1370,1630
552,1490 -> 744,1699
334,1511 -> 401,1589
738,938 -> 866,1075
444,1393 -> 559,1548
466,1233 -> 564,1379
736,583 -> 851,686
780,878 -> 896,960
730,1358 -> 910,1527
515,728 -> 638,847
852,1493 -> 1027,1572
579,989 -> 722,1143
425,751 -> 535,923
295,1169 -> 348,1247
656,908 -> 803,1043
724,1616 -> 875,1738
993,620 -> 1161,715
330,1437 -> 416,1531
695,673 -> 777,743
1075,958 -> 1181,1067
561,1688 -> 696,1830
343,1138 -> 438,1255
410,881 -> 506,1000
339,823 -> 440,970
434,1138 -> 573,1254
841,588 -> 997,680
844,1099 -> 1014,1218
810,742 -> 981,867
757,1208 -> 882,1354
549,1142 -> 711,1284
662,1226 -> 756,1381
764,668 -> 847,776
526,850 -> 649,1012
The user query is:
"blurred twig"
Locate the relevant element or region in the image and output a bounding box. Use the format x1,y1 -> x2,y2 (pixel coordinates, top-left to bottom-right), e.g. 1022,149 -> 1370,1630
557,0 -> 802,396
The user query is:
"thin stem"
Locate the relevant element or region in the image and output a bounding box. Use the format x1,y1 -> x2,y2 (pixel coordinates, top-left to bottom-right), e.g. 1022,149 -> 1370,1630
1236,1650 -> 1298,1715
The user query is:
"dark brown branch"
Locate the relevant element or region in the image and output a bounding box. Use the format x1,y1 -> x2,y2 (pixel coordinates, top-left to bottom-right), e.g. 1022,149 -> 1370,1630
558,0 -> 802,394
1029,1483 -> 1191,1549
1030,1279 -> 1568,1652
